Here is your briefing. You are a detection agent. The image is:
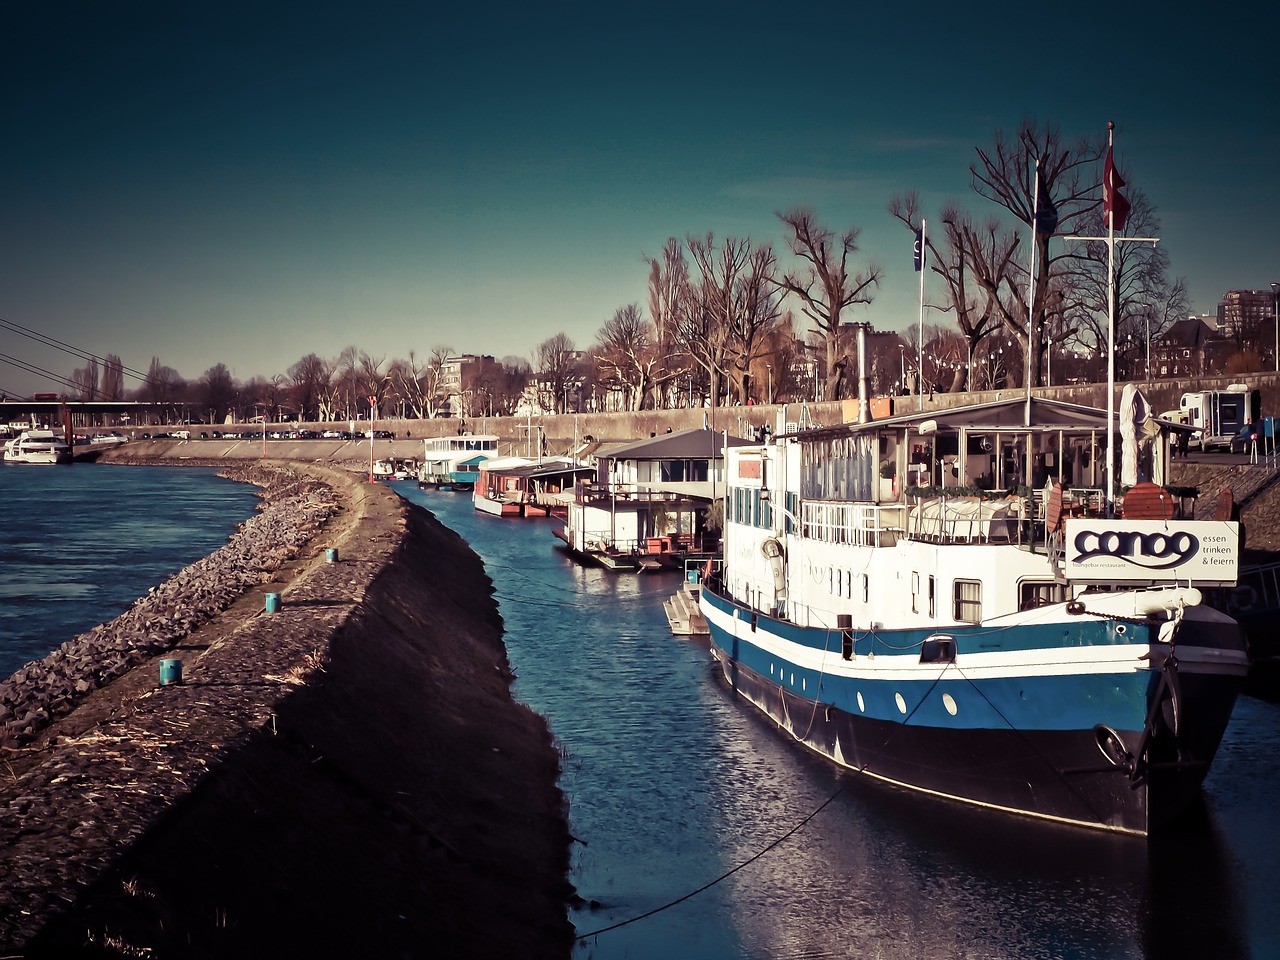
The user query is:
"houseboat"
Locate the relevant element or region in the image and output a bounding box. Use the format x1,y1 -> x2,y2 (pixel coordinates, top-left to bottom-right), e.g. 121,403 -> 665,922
557,426 -> 754,570
418,434 -> 500,491
473,457 -> 594,519
700,394 -> 1247,835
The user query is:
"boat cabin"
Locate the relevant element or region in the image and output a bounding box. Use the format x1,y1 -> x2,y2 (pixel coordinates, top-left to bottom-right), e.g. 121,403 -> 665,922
560,426 -> 754,569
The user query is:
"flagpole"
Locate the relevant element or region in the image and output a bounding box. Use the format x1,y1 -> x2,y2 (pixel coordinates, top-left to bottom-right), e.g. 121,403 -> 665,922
1056,120 -> 1155,517
1025,160 -> 1040,428
917,219 -> 926,400
1105,122 -> 1117,516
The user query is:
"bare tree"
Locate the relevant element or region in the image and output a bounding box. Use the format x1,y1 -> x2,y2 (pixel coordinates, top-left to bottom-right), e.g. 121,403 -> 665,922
645,238 -> 692,408
890,193 -> 1007,391
535,333 -> 577,413
1053,182 -> 1188,378
288,353 -> 331,422
70,357 -> 99,400
489,357 -> 531,416
200,363 -> 237,423
319,346 -> 361,421
775,208 -> 882,401
100,354 -> 125,401
724,243 -> 782,404
679,232 -> 761,408
967,121 -> 1104,386
388,351 -> 431,420
420,346 -> 454,419
595,304 -> 658,412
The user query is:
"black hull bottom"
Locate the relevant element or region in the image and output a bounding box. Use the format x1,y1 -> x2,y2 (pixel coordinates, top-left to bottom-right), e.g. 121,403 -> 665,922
710,648 -> 1239,836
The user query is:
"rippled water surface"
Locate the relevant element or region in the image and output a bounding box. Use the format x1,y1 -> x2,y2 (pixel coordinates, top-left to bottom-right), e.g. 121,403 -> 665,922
401,485 -> 1280,960
0,462 -> 259,678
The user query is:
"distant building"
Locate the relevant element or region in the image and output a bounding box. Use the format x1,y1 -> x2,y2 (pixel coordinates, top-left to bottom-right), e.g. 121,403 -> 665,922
440,354 -> 496,417
1151,318 -> 1221,378
1217,290 -> 1275,342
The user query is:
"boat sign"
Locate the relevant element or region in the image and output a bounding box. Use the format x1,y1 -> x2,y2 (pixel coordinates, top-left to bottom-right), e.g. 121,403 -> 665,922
1062,519 -> 1239,585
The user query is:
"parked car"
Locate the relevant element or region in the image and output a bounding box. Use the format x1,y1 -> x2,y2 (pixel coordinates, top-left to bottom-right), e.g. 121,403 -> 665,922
1230,422 -> 1259,455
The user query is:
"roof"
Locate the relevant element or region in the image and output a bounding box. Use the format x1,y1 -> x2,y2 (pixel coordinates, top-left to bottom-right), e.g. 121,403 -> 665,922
482,458 -> 594,480
791,396 -> 1118,442
596,426 -> 756,461
1157,318 -> 1216,349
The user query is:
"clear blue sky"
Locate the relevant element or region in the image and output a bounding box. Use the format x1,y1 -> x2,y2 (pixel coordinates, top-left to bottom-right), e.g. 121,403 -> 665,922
2,1 -> 1275,397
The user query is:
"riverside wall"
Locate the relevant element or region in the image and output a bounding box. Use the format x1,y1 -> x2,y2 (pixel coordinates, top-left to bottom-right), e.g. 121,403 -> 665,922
110,371 -> 1280,458
0,459 -> 575,958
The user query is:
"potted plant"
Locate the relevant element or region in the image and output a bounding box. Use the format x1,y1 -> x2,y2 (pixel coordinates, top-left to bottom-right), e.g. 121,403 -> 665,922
879,460 -> 897,500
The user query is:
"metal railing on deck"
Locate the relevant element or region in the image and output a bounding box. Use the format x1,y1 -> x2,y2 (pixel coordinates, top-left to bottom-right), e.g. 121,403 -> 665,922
799,500 -> 909,547
573,481 -> 686,507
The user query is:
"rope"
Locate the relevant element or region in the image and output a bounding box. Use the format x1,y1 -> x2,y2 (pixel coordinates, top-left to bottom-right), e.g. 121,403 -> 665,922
573,779 -> 849,942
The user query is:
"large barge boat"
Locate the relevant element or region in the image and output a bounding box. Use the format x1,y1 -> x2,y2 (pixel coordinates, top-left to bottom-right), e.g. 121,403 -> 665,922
700,393 -> 1247,835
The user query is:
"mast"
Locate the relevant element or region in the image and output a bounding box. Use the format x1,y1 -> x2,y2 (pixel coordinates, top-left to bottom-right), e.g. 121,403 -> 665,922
1105,122 -> 1117,513
916,219 -> 927,399
1025,161 -> 1041,428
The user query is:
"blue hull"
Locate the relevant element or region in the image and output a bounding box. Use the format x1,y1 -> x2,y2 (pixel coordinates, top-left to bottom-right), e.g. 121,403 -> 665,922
701,583 -> 1244,835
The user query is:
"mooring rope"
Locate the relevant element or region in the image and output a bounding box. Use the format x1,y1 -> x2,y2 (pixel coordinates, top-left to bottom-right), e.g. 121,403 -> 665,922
573,778 -> 849,943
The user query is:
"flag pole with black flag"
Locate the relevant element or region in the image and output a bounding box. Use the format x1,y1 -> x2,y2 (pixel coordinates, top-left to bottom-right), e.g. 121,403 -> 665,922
915,221 -> 926,398
1025,160 -> 1043,426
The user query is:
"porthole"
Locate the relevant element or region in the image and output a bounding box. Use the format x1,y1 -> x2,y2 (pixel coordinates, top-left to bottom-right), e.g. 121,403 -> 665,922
895,692 -> 907,714
1116,624 -> 1128,636
942,693 -> 958,716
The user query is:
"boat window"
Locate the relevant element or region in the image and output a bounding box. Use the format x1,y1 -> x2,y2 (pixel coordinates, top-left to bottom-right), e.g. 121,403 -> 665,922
911,572 -> 920,614
1019,581 -> 1065,610
954,580 -> 982,624
928,576 -> 936,618
862,573 -> 869,603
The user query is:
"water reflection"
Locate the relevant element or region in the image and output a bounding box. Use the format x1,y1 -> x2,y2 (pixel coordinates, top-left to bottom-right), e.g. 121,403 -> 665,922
398,485 -> 1277,960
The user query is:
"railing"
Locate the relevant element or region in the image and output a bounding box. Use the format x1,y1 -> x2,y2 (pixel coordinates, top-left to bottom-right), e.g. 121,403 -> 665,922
574,481 -> 687,507
799,501 -> 909,547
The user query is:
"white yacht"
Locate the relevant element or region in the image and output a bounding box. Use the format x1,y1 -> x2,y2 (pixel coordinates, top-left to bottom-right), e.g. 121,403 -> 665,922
3,430 -> 73,464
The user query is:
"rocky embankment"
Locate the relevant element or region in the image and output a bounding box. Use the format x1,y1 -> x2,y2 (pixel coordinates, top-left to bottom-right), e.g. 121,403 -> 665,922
0,459 -> 574,958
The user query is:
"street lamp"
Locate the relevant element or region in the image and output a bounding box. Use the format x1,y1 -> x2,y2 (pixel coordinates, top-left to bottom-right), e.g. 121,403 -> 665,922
1272,282 -> 1279,373
766,363 -> 772,404
1144,304 -> 1152,391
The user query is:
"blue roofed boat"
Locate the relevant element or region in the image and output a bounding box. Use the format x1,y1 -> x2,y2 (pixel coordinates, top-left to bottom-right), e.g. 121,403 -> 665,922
699,391 -> 1247,835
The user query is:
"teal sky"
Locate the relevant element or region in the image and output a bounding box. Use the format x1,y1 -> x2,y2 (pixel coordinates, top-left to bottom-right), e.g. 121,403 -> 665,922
2,1 -> 1275,396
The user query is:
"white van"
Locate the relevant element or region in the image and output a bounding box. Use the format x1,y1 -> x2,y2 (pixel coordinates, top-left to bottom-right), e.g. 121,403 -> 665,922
1179,385 -> 1254,451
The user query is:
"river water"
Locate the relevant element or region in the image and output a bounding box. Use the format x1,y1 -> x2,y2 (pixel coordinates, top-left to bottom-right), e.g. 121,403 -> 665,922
401,486 -> 1280,960
2,466 -> 1277,958
0,463 -> 259,679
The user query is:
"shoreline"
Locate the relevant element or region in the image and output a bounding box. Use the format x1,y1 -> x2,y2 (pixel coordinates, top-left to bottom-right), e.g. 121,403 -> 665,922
0,459 -> 575,957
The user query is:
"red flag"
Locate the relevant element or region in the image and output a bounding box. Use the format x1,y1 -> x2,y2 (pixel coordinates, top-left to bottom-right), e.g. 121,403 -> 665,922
1103,146 -> 1130,231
